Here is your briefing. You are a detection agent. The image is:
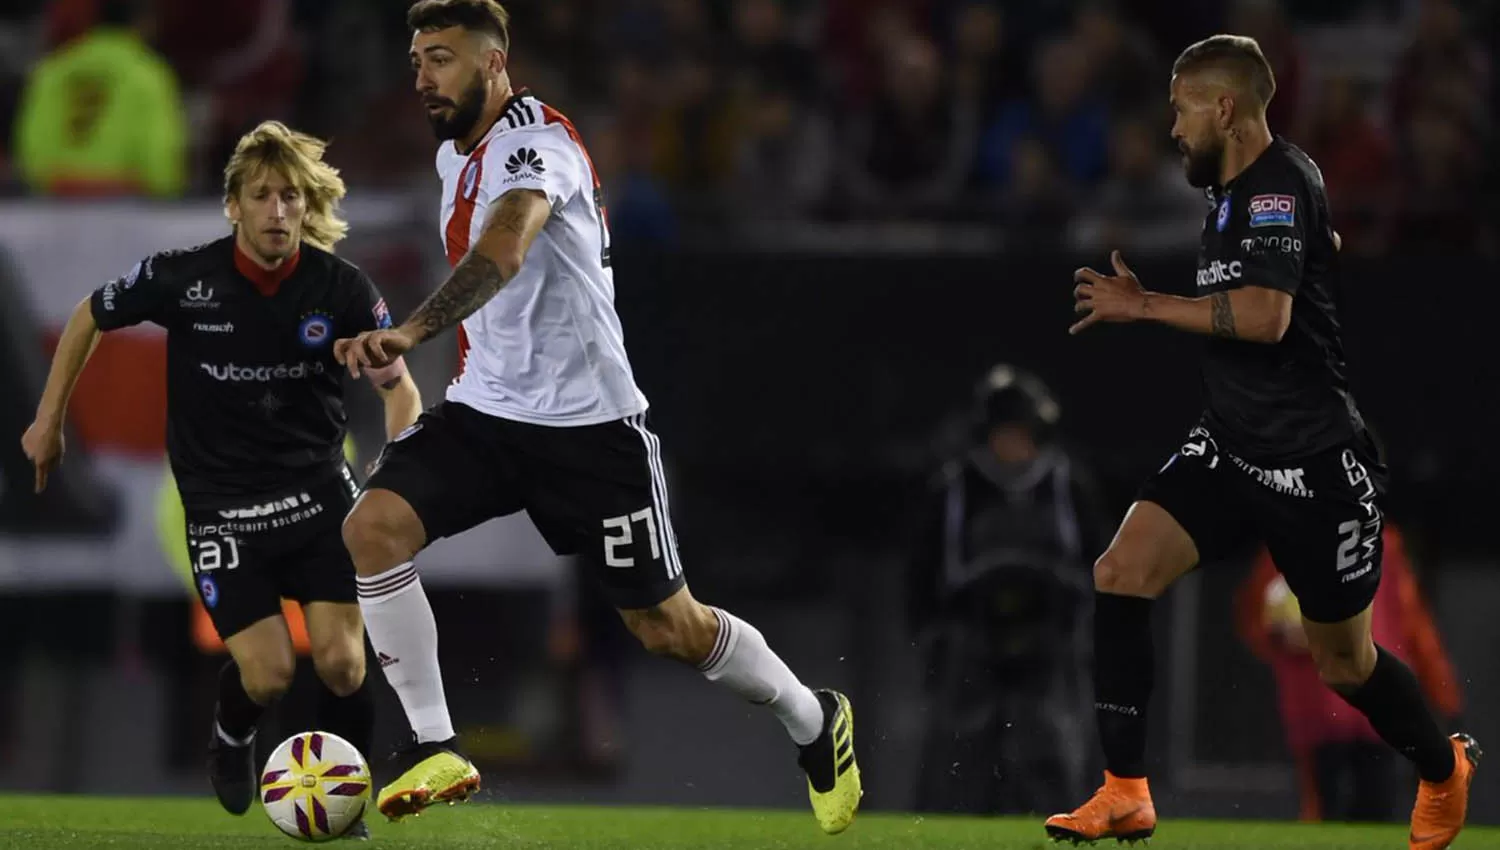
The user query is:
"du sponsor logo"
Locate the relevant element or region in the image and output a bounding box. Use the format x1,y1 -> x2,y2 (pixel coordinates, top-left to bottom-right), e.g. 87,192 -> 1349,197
182,280 -> 218,309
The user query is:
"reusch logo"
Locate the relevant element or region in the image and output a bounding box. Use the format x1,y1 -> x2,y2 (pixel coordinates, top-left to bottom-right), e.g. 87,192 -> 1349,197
505,148 -> 545,175
1195,259 -> 1242,288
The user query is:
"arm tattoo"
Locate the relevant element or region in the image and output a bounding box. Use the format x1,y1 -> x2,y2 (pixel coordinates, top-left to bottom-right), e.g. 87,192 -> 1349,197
404,191 -> 538,343
406,252 -> 504,343
1210,291 -> 1237,338
487,191 -> 533,237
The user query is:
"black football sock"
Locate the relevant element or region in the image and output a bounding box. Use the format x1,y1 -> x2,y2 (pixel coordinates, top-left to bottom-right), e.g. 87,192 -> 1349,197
1335,645 -> 1455,783
1093,592 -> 1155,779
216,661 -> 266,744
318,673 -> 375,761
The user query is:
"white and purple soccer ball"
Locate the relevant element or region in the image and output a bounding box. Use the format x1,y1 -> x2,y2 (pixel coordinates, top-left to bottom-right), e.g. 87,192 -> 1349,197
259,731 -> 371,842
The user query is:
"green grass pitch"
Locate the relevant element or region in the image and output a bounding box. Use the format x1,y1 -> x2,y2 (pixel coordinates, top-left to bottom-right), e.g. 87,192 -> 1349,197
2,795 -> 1498,849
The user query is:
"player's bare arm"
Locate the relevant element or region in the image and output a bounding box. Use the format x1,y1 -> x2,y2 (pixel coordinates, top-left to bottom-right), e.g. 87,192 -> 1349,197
1070,249 -> 1292,343
333,188 -> 550,372
373,371 -> 423,441
405,188 -> 549,341
21,296 -> 103,492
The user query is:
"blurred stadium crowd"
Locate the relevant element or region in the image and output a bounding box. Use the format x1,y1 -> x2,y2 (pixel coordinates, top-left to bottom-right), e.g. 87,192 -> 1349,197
0,0 -> 1494,254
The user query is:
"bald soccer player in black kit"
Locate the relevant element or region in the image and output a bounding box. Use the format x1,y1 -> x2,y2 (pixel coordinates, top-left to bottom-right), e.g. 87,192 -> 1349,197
1046,35 -> 1478,850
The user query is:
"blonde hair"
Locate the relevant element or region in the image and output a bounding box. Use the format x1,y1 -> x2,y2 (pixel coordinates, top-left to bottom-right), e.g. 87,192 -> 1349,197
223,121 -> 349,251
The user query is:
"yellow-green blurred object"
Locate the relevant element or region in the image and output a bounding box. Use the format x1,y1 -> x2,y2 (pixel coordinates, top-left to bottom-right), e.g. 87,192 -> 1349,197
14,28 -> 188,197
1263,574 -> 1303,628
155,438 -> 358,593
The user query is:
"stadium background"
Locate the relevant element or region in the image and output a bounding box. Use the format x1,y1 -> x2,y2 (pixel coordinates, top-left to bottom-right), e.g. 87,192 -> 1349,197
0,0 -> 1496,827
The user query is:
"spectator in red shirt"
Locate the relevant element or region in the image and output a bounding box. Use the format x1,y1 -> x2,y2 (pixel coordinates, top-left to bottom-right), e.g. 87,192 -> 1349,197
1236,525 -> 1463,823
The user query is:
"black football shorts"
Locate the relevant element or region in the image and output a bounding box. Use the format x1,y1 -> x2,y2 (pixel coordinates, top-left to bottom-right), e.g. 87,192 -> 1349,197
1137,423 -> 1386,623
365,401 -> 687,610
186,465 -> 361,640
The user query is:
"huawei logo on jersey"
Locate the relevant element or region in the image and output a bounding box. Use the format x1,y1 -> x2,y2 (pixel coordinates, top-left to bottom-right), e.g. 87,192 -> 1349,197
505,148 -> 545,175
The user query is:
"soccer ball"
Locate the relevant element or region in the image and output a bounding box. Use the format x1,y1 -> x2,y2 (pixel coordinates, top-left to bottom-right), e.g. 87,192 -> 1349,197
259,731 -> 371,842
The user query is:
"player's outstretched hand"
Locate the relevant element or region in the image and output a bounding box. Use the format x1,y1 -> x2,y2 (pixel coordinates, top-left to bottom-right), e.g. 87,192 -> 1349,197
20,418 -> 63,493
334,327 -> 419,378
1071,250 -> 1147,335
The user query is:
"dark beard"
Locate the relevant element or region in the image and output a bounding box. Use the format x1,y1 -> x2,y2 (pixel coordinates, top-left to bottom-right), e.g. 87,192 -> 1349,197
426,72 -> 487,142
1182,138 -> 1225,188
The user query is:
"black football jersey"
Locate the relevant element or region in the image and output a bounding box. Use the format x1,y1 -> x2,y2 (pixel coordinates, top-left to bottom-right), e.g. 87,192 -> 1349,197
90,236 -> 393,504
1194,136 -> 1367,463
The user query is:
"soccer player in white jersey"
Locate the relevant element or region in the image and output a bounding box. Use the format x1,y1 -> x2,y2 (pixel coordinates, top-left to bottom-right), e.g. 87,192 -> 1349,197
333,0 -> 862,832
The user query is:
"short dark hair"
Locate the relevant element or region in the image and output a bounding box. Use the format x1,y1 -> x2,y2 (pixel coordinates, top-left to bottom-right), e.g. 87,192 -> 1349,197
1172,34 -> 1276,108
408,0 -> 511,53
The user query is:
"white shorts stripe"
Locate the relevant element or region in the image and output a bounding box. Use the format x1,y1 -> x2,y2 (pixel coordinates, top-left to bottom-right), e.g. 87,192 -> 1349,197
626,414 -> 682,580
644,425 -> 684,579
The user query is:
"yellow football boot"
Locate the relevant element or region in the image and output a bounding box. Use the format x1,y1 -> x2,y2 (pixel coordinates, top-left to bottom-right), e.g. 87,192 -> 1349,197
377,739 -> 480,821
797,689 -> 863,834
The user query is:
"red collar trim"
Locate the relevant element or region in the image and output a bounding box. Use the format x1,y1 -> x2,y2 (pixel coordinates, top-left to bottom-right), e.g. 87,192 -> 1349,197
234,242 -> 301,296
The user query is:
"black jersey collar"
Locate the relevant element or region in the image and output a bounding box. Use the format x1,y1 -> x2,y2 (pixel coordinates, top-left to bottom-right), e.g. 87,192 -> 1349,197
1218,135 -> 1285,196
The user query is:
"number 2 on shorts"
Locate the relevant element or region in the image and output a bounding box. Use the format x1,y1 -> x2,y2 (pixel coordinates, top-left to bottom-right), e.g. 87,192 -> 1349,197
1335,519 -> 1361,570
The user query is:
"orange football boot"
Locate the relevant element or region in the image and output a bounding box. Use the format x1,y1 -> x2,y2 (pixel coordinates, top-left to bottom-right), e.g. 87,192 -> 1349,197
1409,733 -> 1482,850
1045,771 -> 1156,845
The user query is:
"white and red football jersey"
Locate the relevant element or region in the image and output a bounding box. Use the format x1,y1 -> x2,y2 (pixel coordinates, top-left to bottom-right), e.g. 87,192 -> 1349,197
435,92 -> 647,426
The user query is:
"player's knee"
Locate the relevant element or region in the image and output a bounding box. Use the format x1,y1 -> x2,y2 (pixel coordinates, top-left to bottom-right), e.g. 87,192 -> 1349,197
313,644 -> 366,697
241,656 -> 296,704
342,502 -> 417,576
1093,550 -> 1160,598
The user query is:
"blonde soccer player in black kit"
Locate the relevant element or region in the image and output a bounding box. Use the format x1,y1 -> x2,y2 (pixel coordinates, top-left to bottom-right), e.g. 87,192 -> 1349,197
22,122 -> 423,841
1048,35 -> 1478,850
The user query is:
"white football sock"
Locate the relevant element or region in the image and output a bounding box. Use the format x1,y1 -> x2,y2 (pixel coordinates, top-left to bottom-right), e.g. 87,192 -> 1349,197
699,607 -> 826,746
357,562 -> 455,744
